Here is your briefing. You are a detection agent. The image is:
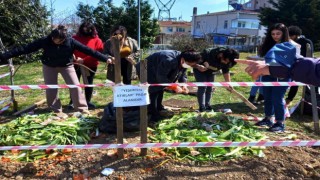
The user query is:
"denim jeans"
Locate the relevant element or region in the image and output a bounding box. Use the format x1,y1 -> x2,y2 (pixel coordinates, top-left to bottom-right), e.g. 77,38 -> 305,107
193,68 -> 215,109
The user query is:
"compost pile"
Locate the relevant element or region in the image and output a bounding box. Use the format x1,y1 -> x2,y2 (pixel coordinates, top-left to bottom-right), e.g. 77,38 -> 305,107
0,114 -> 99,162
149,112 -> 267,161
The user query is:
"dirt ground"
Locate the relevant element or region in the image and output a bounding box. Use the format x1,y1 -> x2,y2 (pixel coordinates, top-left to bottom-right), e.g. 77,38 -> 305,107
1,98 -> 320,179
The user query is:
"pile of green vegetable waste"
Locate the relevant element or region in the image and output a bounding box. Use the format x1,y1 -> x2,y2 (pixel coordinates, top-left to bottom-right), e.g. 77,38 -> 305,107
148,112 -> 267,161
0,114 -> 99,162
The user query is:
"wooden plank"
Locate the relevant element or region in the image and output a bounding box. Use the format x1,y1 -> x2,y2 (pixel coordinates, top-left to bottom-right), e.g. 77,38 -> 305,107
111,35 -> 124,158
310,86 -> 320,134
229,88 -> 257,110
139,58 -> 148,156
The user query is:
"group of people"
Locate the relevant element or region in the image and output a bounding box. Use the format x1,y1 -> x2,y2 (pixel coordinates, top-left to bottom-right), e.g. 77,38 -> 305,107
0,21 -> 319,133
0,22 -> 139,118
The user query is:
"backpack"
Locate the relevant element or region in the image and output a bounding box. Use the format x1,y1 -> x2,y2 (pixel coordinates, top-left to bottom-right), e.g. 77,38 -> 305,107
303,86 -> 320,116
99,102 -> 145,133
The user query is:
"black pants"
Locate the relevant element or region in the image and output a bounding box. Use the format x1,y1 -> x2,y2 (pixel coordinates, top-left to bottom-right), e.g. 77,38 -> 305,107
286,86 -> 299,101
148,87 -> 165,116
70,66 -> 97,104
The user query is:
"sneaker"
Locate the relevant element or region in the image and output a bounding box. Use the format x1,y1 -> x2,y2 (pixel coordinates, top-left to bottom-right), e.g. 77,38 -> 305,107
87,102 -> 96,109
248,95 -> 256,104
158,109 -> 174,117
268,122 -> 285,132
255,118 -> 273,127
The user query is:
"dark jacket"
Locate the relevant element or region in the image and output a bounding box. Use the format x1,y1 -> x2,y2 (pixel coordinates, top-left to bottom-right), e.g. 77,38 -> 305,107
296,36 -> 314,57
138,50 -> 187,84
269,57 -> 320,86
1,36 -> 108,67
200,47 -> 230,74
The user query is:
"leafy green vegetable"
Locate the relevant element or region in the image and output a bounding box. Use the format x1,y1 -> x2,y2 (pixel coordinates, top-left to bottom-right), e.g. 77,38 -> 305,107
149,112 -> 267,161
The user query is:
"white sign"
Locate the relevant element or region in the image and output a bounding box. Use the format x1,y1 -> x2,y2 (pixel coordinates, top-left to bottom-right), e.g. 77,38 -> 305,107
113,85 -> 150,107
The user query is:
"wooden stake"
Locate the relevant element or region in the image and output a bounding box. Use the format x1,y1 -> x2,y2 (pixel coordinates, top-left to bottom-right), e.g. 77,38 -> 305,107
139,57 -> 148,156
229,88 -> 257,110
111,35 -> 124,158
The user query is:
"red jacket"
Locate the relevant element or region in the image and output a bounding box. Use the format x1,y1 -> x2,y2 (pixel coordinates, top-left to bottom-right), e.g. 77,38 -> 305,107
73,35 -> 104,68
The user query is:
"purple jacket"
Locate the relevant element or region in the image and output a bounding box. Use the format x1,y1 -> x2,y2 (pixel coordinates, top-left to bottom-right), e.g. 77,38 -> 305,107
269,57 -> 320,86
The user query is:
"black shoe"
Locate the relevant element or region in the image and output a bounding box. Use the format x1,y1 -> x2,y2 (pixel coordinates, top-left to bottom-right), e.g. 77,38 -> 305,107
67,104 -> 74,110
256,94 -> 264,104
205,105 -> 213,111
255,117 -> 273,127
248,95 -> 256,103
87,102 -> 96,109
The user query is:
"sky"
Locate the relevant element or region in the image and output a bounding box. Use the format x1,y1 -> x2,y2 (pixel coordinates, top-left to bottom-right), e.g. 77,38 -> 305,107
41,0 -> 235,22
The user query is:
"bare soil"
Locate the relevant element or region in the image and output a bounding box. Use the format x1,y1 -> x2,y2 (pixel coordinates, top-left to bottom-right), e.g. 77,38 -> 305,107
1,99 -> 320,179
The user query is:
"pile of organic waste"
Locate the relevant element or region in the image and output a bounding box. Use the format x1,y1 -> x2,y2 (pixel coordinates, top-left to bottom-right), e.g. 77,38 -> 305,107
0,113 -> 99,162
148,112 -> 267,161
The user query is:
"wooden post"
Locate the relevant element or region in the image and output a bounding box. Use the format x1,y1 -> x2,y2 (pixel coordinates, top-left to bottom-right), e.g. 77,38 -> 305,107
139,51 -> 148,156
111,35 -> 124,158
8,59 -> 18,112
310,86 -> 320,134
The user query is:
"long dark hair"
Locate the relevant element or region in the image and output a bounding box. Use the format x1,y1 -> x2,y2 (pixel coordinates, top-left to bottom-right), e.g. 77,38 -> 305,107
259,23 -> 289,57
77,21 -> 97,37
110,25 -> 127,39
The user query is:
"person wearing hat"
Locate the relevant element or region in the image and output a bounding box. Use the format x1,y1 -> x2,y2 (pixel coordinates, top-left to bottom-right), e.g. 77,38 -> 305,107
193,47 -> 239,112
0,25 -> 110,117
254,23 -> 295,132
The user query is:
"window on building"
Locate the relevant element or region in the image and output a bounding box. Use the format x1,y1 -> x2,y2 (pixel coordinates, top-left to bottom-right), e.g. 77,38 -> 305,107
177,27 -> 185,32
231,19 -> 259,29
167,27 -> 173,32
238,21 -> 246,28
196,21 -> 200,29
224,20 -> 228,29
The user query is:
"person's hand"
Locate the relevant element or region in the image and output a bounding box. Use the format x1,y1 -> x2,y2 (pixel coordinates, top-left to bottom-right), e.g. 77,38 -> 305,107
126,56 -> 136,65
181,86 -> 189,94
196,64 -> 207,72
75,57 -> 84,64
235,59 -> 270,80
225,86 -> 234,92
107,57 -> 115,64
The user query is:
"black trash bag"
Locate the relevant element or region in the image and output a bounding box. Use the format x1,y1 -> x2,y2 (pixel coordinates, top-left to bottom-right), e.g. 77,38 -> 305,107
99,102 -> 143,133
303,86 -> 320,115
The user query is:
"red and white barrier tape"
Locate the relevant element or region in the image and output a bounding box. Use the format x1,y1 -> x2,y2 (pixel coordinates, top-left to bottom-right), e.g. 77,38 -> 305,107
0,140 -> 319,151
0,101 -> 11,114
302,98 -> 320,110
0,82 -> 306,91
0,72 -> 10,79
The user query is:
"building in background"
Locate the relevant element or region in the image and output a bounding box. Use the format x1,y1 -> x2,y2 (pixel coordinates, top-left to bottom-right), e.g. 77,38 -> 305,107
191,0 -> 276,52
154,20 -> 191,45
